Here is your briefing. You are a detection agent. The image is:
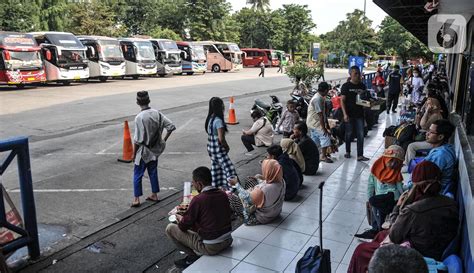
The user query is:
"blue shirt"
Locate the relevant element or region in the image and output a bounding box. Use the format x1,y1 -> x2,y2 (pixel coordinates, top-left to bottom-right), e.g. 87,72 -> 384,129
210,116 -> 224,136
423,144 -> 456,196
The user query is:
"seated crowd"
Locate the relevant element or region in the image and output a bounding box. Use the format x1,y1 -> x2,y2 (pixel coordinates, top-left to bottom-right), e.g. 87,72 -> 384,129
165,71 -> 463,271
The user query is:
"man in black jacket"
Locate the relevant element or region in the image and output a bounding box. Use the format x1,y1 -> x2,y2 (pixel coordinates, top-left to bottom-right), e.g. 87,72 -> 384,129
386,65 -> 403,114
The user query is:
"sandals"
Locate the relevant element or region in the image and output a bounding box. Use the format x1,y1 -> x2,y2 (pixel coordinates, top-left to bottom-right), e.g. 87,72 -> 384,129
321,158 -> 334,163
131,202 -> 140,208
146,197 -> 160,203
357,156 -> 370,162
344,154 -> 351,159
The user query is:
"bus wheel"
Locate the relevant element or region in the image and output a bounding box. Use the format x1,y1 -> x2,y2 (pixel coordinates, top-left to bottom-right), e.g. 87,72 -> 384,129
159,74 -> 166,78
212,64 -> 221,73
62,81 -> 71,86
222,70 -> 229,73
132,75 -> 140,80
16,83 -> 25,89
99,76 -> 108,82
186,72 -> 194,75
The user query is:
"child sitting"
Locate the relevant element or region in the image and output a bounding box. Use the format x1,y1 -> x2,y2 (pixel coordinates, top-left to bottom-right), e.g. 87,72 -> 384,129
276,100 -> 300,138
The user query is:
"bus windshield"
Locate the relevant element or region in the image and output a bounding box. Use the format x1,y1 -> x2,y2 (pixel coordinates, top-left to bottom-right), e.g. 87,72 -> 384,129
4,50 -> 42,70
98,40 -> 123,61
46,33 -> 84,49
191,45 -> 206,61
165,52 -> 180,64
158,40 -> 178,50
58,50 -> 86,65
135,42 -> 155,60
228,43 -> 240,52
271,51 -> 278,59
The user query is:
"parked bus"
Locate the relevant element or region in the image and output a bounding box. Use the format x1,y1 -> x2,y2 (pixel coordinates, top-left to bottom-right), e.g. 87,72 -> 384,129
148,39 -> 182,77
176,41 -> 207,75
193,41 -> 243,73
30,31 -> 89,85
241,48 -> 268,67
263,49 -> 280,67
0,32 -> 46,87
275,50 -> 288,66
118,38 -> 157,79
78,36 -> 125,82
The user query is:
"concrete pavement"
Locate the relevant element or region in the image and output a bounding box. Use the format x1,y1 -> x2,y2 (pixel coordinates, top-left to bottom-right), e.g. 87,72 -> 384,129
0,68 -> 349,267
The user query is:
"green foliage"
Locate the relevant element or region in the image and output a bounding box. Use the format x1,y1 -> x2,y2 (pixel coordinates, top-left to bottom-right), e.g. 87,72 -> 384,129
147,27 -> 181,41
285,61 -> 321,89
378,16 -> 431,63
186,0 -> 234,41
279,5 -> 316,60
247,0 -> 270,11
0,1 -> 37,32
154,0 -> 187,38
233,8 -> 284,49
120,0 -> 160,35
325,9 -> 377,58
39,0 -> 68,31
67,0 -> 127,36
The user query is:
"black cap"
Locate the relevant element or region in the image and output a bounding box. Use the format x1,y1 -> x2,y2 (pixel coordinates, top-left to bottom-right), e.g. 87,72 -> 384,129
318,82 -> 330,92
137,91 -> 150,105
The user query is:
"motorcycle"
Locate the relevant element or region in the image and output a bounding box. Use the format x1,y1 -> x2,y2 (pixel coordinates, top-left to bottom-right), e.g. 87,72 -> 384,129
290,83 -> 317,120
251,95 -> 283,130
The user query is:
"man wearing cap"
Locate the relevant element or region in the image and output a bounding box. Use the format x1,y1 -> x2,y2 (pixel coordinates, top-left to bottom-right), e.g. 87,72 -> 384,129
306,81 -> 333,163
132,91 -> 176,207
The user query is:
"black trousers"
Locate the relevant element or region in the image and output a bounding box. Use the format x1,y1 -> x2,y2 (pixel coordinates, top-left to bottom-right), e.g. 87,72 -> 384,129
387,92 -> 400,112
241,135 -> 255,152
258,69 -> 265,77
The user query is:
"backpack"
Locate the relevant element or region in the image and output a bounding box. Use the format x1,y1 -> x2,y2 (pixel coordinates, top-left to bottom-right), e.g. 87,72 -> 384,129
394,123 -> 416,144
383,125 -> 398,137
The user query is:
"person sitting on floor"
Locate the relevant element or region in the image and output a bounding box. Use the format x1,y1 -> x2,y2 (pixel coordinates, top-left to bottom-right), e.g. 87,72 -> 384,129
416,97 -> 444,131
280,138 -> 305,174
266,144 -> 300,200
166,166 -> 233,269
228,159 -> 285,225
291,121 -> 320,175
368,245 -> 428,273
348,161 -> 459,273
354,145 -> 405,240
241,110 -> 274,155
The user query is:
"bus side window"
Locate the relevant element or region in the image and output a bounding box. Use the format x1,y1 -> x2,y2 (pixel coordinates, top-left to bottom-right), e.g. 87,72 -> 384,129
122,44 -> 135,62
207,46 -> 218,53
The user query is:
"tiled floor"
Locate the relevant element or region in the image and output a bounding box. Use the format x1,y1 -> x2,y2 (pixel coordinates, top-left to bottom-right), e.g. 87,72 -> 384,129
185,115 -> 393,273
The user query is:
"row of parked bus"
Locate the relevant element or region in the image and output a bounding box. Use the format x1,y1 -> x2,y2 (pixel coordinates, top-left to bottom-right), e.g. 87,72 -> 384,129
0,31 -> 246,87
241,48 -> 289,68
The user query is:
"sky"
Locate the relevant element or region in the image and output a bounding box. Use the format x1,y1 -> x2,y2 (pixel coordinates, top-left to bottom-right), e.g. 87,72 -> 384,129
228,0 -> 389,34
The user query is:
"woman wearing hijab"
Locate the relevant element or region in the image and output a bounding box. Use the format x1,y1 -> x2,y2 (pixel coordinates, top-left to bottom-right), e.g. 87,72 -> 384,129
348,161 -> 459,273
205,97 -> 237,187
280,138 -> 305,173
228,159 -> 286,225
355,145 -> 405,240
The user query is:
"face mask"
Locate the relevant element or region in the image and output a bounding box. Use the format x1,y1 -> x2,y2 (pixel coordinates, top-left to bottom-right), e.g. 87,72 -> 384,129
414,73 -> 419,77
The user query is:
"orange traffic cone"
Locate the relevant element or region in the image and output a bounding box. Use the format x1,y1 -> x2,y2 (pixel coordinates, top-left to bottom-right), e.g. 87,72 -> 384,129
118,121 -> 133,163
226,96 -> 239,125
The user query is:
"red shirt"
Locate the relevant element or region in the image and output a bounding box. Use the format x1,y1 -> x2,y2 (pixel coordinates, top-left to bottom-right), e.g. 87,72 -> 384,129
179,187 -> 232,240
331,96 -> 341,110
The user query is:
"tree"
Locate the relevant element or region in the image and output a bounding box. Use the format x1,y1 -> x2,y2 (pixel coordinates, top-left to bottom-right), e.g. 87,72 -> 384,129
67,0 -> 127,36
155,0 -> 188,38
0,1 -> 38,32
324,9 -> 378,61
38,0 -> 69,31
233,8 -> 284,48
278,4 -> 316,60
246,0 -> 270,11
378,16 -> 431,64
186,0 -> 235,41
147,27 -> 181,40
121,0 -> 160,35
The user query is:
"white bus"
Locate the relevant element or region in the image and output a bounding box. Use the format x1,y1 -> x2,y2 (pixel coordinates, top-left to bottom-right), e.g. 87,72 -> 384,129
149,39 -> 182,77
78,36 -> 125,82
30,32 -> 89,85
118,38 -> 157,79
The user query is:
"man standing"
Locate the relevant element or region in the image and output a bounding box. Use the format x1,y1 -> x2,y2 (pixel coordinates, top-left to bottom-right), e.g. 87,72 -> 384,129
132,91 -> 176,207
386,64 -> 404,114
277,58 -> 284,73
258,61 -> 265,77
166,167 -> 233,269
340,66 -> 369,161
306,82 -> 332,163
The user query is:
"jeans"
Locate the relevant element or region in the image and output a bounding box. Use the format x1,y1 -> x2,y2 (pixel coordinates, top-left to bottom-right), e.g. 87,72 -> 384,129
344,117 -> 365,157
133,159 -> 159,197
387,92 -> 400,112
241,134 -> 255,152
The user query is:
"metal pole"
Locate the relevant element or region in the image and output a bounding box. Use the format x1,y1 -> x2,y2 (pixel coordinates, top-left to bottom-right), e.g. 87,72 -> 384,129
364,0 -> 366,16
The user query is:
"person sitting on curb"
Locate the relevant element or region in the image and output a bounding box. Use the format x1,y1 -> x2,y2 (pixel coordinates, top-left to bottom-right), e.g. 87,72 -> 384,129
291,121 -> 320,175
276,100 -> 300,138
241,110 -> 274,155
166,167 -> 233,269
266,145 -> 300,200
307,82 -> 333,163
354,145 -> 405,240
228,159 -> 285,225
280,138 -> 305,174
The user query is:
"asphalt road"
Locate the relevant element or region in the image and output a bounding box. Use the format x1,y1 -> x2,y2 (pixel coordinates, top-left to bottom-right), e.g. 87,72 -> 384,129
0,67 -> 348,256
